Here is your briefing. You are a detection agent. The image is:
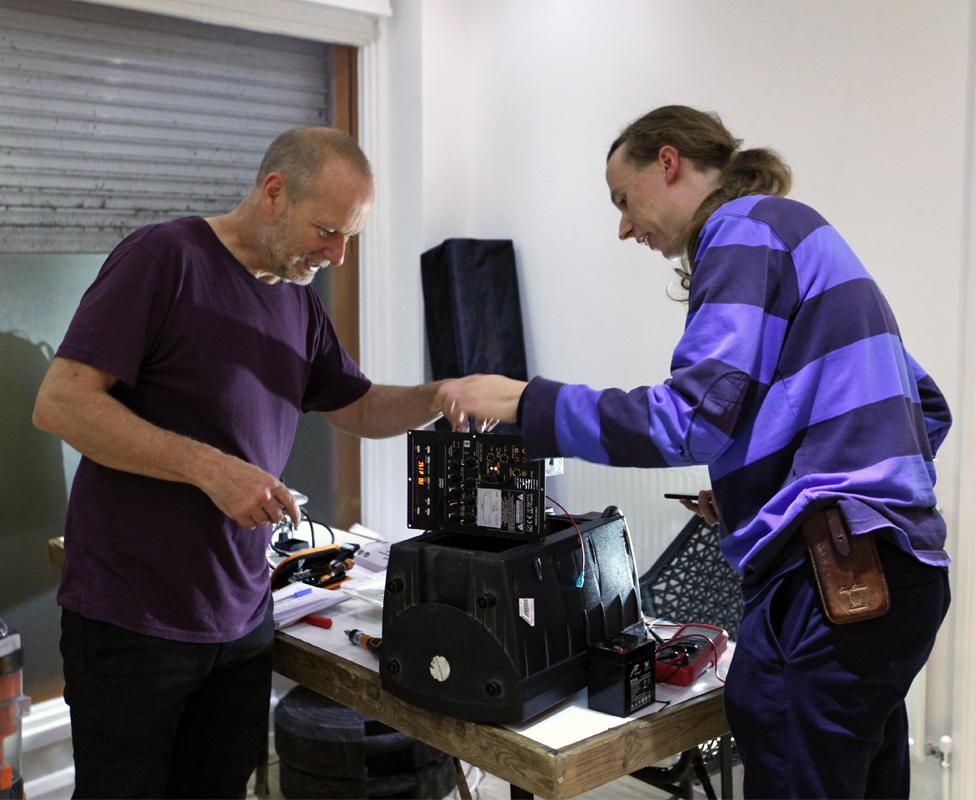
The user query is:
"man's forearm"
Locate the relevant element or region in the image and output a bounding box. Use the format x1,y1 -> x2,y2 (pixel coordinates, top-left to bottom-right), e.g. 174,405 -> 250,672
325,382 -> 444,438
34,385 -> 223,489
358,382 -> 445,437
34,357 -> 302,528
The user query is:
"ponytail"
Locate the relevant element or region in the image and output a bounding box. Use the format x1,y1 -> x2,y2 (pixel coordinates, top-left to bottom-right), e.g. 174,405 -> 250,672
679,148 -> 792,287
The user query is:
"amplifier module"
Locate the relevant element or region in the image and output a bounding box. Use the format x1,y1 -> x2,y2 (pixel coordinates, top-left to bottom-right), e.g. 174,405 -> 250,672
407,430 -> 562,539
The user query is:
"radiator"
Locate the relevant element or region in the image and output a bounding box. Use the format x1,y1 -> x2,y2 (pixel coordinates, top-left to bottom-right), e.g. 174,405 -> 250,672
553,462 -> 711,576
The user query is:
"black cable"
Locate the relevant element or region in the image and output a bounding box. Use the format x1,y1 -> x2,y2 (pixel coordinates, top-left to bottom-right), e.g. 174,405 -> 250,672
307,514 -> 335,544
268,509 -> 335,561
301,506 -> 315,548
644,618 -> 668,645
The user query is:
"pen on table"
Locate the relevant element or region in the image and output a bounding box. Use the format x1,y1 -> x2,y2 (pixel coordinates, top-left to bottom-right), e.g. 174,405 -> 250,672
277,587 -> 312,602
345,628 -> 382,657
302,614 -> 332,630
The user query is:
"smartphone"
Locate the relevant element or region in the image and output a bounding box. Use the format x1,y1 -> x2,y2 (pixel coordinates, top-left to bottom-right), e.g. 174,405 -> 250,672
663,493 -> 698,501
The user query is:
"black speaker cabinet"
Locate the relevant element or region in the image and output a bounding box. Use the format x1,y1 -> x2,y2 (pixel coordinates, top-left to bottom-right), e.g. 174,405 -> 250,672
380,510 -> 643,723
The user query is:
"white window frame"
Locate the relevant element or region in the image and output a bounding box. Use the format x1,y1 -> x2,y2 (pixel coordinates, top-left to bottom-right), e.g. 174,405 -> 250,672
70,0 -> 390,46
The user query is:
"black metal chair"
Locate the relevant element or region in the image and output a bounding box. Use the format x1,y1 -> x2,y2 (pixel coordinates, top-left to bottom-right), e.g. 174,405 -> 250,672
632,514 -> 743,800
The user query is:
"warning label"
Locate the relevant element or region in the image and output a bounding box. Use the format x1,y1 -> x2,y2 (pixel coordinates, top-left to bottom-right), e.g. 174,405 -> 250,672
476,488 -> 502,528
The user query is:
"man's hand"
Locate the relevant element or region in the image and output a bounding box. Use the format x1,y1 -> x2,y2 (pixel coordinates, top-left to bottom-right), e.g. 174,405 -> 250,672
679,489 -> 720,526
434,375 -> 527,432
197,454 -> 300,530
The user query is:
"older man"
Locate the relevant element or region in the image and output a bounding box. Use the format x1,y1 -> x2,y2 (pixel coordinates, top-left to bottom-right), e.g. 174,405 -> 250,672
34,128 -> 442,799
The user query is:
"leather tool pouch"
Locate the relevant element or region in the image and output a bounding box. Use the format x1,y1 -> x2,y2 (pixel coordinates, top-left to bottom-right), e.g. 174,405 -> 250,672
800,508 -> 890,624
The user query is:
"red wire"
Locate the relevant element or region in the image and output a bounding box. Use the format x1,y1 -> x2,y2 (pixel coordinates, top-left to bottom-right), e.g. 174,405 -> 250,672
650,628 -> 727,684
545,495 -> 585,584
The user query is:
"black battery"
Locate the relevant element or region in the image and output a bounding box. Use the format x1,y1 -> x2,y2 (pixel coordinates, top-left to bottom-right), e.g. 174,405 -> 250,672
587,621 -> 656,716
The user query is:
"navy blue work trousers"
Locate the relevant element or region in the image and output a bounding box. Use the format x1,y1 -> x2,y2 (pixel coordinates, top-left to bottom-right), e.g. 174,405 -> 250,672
60,605 -> 273,799
724,539 -> 950,799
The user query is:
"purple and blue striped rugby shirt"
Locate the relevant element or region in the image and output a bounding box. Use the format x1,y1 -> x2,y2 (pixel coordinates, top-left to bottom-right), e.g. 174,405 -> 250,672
520,195 -> 951,580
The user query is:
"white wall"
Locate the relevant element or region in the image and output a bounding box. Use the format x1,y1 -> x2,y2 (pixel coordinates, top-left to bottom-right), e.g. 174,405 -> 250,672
361,0 -> 475,541
369,0 -> 974,785
459,0 -> 967,398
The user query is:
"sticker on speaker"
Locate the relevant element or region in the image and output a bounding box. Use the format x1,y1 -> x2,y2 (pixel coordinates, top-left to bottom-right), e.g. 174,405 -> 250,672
429,655 -> 451,682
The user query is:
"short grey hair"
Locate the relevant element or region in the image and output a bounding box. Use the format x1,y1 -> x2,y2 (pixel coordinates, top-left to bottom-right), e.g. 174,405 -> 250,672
255,127 -> 372,200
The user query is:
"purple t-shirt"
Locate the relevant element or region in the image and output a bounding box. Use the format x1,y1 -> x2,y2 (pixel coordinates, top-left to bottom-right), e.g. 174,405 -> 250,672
56,217 -> 371,643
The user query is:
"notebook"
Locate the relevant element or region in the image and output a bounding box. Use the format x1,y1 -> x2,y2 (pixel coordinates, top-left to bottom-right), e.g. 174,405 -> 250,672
272,584 -> 349,629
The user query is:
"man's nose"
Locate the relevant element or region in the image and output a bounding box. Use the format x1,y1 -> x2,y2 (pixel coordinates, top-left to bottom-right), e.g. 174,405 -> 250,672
323,235 -> 347,266
618,215 -> 634,241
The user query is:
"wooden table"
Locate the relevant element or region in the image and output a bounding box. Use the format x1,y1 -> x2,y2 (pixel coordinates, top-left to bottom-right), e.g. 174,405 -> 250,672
273,630 -> 728,799
50,537 -> 731,798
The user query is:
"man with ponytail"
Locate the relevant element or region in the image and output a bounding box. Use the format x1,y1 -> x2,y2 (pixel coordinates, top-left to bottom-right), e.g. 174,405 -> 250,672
434,105 -> 951,799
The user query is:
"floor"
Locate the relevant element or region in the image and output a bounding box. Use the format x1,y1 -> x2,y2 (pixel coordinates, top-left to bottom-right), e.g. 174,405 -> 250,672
249,744 -> 682,799
249,738 -> 948,799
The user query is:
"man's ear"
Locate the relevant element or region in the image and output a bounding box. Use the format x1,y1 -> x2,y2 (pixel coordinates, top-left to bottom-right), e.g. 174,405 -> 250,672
260,172 -> 288,215
658,145 -> 680,185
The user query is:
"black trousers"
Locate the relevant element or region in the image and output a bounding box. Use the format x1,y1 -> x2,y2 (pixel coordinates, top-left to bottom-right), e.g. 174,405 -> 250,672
724,540 -> 950,799
61,605 -> 273,799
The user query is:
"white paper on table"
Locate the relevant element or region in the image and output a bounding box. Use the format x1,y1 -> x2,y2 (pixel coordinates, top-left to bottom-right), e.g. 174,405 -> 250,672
272,584 -> 349,629
339,571 -> 388,607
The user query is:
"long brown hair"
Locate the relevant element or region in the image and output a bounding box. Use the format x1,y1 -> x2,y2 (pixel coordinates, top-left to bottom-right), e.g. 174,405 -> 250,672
608,106 -> 791,291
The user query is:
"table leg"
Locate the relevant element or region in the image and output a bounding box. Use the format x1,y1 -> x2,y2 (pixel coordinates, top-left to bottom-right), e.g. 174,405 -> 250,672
719,734 -> 733,799
691,746 -> 717,800
453,758 -> 473,800
510,784 -> 533,799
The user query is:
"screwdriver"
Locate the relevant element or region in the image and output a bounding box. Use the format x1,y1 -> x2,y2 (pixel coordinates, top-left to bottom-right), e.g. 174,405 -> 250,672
345,628 -> 382,658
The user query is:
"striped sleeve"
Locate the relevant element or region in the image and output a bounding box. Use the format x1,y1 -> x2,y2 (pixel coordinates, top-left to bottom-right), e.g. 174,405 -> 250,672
520,212 -> 799,466
904,350 -> 952,455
